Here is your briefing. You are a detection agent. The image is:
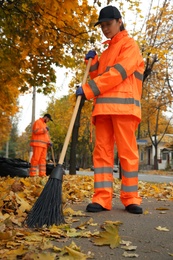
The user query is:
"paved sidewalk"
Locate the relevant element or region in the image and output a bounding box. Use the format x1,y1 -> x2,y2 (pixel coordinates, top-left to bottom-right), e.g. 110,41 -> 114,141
71,170 -> 173,183
55,198 -> 173,260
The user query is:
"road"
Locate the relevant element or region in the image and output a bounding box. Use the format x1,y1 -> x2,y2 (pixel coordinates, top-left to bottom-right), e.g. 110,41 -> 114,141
66,170 -> 173,183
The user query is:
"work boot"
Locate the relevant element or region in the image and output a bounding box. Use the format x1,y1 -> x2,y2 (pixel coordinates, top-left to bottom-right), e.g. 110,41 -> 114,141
86,203 -> 107,212
125,204 -> 143,214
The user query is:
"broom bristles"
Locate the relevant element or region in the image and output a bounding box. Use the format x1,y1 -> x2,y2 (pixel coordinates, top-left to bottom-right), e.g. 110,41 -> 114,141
26,178 -> 65,228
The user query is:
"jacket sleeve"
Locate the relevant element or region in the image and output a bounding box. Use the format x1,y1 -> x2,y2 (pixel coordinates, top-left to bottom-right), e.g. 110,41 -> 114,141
32,120 -> 47,135
83,39 -> 144,100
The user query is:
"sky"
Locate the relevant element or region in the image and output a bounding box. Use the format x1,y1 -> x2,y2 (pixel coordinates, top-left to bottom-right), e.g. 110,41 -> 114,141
18,67 -> 72,134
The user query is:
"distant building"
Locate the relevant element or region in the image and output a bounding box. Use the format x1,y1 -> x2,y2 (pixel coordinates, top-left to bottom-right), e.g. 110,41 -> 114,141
138,134 -> 173,170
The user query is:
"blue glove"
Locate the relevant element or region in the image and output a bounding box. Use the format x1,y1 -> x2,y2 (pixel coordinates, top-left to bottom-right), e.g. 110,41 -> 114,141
85,50 -> 96,60
46,126 -> 49,131
49,142 -> 53,147
76,86 -> 84,97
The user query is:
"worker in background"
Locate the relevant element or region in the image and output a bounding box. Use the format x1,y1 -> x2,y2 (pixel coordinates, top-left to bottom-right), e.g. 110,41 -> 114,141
29,113 -> 53,177
76,5 -> 144,214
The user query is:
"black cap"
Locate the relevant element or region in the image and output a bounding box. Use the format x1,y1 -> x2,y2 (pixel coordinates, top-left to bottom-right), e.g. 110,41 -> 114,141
44,113 -> 53,121
94,5 -> 122,27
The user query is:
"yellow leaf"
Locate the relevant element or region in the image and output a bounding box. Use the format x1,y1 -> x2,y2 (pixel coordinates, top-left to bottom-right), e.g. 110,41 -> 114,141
155,226 -> 169,231
104,220 -> 123,226
121,245 -> 137,251
92,223 -> 120,249
120,240 -> 132,246
64,246 -> 87,260
63,207 -> 85,216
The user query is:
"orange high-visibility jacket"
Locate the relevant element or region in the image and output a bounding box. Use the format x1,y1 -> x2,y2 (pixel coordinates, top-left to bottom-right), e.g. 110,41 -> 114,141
83,30 -> 144,121
30,118 -> 50,148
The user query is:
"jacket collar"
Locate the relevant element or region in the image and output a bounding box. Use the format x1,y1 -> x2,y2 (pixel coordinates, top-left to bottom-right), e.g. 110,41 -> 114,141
102,30 -> 128,45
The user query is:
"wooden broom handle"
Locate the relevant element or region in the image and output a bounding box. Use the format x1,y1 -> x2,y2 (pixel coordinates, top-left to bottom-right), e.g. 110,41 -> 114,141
58,58 -> 92,165
58,58 -> 92,164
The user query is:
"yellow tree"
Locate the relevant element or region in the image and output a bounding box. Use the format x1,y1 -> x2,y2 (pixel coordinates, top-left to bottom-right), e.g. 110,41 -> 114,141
0,0 -> 99,147
139,0 -> 173,169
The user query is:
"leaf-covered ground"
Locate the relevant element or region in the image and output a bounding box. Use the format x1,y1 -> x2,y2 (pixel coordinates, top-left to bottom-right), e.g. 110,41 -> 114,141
0,174 -> 173,259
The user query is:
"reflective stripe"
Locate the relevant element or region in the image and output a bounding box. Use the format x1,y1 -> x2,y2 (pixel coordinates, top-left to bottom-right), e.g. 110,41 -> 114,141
105,66 -> 111,72
33,128 -> 45,134
30,169 -> 37,173
121,184 -> 138,192
30,165 -> 38,173
134,71 -> 143,81
96,97 -> 140,107
94,166 -> 113,174
94,181 -> 113,188
103,63 -> 127,80
39,166 -> 46,170
90,61 -> 99,72
114,64 -> 127,80
89,80 -> 100,96
122,170 -> 138,178
30,140 -> 48,145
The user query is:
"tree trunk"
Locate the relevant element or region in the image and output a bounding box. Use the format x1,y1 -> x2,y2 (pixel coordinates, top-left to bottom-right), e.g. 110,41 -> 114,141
69,97 -> 85,175
154,143 -> 158,170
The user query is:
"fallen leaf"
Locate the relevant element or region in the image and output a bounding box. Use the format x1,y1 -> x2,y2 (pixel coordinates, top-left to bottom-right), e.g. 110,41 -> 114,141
60,241 -> 88,260
156,207 -> 169,210
104,220 -> 123,226
11,180 -> 24,192
1,245 -> 28,259
122,251 -> 139,258
121,245 -> 137,251
155,226 -> 169,231
92,223 -> 120,249
143,210 -> 149,215
63,246 -> 88,260
120,240 -> 132,246
63,207 -> 85,216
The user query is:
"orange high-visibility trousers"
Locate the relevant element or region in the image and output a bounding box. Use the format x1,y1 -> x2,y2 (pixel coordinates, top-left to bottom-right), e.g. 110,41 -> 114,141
92,114 -> 142,209
30,146 -> 47,177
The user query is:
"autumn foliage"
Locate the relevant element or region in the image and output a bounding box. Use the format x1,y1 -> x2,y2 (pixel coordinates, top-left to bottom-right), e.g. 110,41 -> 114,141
0,174 -> 173,258
0,0 -> 98,147
1,0 -> 173,161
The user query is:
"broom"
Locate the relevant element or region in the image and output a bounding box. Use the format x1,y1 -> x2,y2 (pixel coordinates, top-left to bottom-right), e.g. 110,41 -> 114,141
26,58 -> 92,228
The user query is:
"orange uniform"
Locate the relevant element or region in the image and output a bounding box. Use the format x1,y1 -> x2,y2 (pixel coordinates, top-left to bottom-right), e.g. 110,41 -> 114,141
30,117 -> 50,177
83,30 -> 144,209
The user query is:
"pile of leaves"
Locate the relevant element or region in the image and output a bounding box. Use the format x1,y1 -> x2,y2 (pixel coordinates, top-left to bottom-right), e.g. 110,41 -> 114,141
0,175 -> 173,259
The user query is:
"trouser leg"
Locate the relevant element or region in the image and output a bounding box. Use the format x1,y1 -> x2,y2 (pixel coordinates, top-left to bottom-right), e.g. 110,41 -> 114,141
30,146 -> 41,176
38,148 -> 47,176
112,115 -> 142,206
92,115 -> 114,210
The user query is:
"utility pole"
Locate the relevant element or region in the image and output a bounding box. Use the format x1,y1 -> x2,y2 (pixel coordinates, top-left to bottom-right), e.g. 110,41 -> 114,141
31,86 -> 36,126
5,141 -> 9,158
29,86 -> 36,162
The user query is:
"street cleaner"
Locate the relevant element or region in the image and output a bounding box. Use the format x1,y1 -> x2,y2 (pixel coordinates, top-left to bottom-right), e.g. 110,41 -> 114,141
76,5 -> 144,214
30,113 -> 53,177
